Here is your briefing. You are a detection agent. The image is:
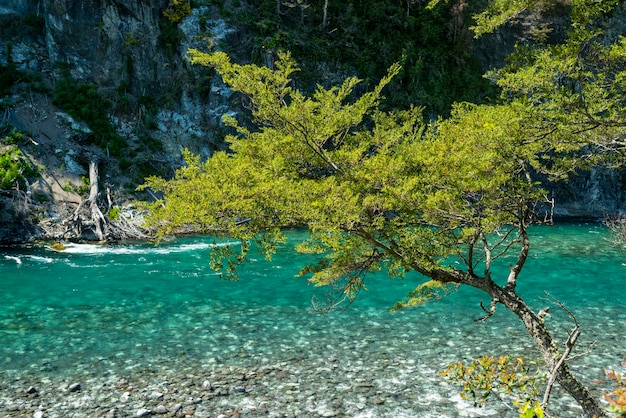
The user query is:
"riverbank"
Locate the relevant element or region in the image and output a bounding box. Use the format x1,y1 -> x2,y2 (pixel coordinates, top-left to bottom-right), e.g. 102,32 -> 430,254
0,347 -> 600,418
0,192 -> 152,245
0,186 -> 615,247
0,304 -> 620,418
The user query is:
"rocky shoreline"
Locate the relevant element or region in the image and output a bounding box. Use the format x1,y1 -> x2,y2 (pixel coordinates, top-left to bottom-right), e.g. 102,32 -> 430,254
0,353 -> 530,418
2,343 -> 611,418
0,192 -> 152,245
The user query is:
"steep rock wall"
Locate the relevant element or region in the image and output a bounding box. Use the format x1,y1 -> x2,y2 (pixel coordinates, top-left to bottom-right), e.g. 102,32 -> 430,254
0,0 -> 623,240
41,0 -> 171,92
2,0 -> 235,158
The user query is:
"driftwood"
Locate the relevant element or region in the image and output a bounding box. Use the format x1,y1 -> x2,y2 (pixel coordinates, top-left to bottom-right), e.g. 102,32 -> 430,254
63,158 -> 151,241
105,203 -> 153,241
63,158 -> 105,240
89,159 -> 107,240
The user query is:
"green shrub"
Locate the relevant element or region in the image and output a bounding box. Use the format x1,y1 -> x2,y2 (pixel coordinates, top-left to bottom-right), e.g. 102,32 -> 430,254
61,181 -> 73,193
61,177 -> 90,195
0,14 -> 44,38
163,0 -> 192,24
140,136 -> 163,152
33,191 -> 51,202
53,79 -> 127,156
108,206 -> 121,221
0,146 -> 38,190
230,0 -> 494,116
2,129 -> 32,146
123,32 -> 141,47
159,18 -> 184,53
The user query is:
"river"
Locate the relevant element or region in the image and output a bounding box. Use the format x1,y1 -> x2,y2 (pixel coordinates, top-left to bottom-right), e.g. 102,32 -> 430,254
0,224 -> 624,417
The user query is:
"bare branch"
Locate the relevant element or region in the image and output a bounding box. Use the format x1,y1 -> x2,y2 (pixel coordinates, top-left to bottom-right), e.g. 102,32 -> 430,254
475,297 -> 498,322
308,291 -> 352,314
540,292 -> 585,412
605,214 -> 626,260
505,217 -> 530,290
543,291 -> 578,326
471,226 -> 518,269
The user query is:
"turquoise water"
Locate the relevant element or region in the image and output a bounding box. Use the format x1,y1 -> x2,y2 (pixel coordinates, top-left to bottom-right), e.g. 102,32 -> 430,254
0,224 -> 625,417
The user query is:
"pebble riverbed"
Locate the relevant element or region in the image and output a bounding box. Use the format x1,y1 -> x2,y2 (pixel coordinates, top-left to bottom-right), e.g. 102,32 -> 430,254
0,300 -> 623,418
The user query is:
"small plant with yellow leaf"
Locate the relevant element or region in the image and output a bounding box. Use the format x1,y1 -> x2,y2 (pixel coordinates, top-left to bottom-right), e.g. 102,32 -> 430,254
163,0 -> 191,24
604,365 -> 626,417
440,355 -> 546,416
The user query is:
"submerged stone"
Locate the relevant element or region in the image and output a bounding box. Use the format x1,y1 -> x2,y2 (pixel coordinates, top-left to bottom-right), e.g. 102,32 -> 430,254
136,408 -> 151,417
67,383 -> 81,392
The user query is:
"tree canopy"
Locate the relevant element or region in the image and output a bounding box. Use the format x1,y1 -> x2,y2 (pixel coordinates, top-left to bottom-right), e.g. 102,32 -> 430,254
141,1 -> 625,416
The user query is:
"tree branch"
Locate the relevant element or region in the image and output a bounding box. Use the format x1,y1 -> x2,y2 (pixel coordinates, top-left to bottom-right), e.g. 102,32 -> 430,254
475,297 -> 498,322
541,292 -> 582,412
470,226 -> 518,270
505,216 -> 530,290
480,232 -> 492,278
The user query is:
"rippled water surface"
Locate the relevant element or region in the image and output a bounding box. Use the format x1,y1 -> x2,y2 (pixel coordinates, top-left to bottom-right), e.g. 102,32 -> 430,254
1,224 -> 624,417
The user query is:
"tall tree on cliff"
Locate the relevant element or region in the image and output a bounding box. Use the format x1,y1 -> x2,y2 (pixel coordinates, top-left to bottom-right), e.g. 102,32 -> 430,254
141,0 -> 625,416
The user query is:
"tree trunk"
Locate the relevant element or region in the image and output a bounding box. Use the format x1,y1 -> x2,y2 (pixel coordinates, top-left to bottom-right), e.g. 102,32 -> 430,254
66,159 -> 107,241
88,159 -> 107,241
493,285 -> 609,418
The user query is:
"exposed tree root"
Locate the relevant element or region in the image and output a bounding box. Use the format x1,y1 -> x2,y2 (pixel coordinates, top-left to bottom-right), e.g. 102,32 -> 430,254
62,158 -> 151,242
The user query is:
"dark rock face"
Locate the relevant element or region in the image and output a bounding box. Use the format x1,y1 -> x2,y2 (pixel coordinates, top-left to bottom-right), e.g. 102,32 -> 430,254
0,199 -> 41,244
41,0 -> 174,93
3,0 -> 233,156
553,168 -> 626,219
0,0 -> 36,15
1,0 -> 193,100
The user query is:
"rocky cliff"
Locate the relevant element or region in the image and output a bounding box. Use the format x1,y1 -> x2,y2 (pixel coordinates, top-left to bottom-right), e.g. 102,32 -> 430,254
0,0 -> 233,242
3,0 -> 174,90
0,0 -> 623,243
1,0 -> 236,156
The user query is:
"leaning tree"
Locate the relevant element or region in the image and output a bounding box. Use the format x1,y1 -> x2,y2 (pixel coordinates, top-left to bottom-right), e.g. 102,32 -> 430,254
141,1 -> 625,416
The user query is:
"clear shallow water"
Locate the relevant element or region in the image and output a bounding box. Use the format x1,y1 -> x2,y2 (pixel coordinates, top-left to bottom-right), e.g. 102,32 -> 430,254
0,224 -> 624,417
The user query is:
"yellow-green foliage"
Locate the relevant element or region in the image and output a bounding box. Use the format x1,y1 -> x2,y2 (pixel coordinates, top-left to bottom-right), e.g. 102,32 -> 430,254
139,5 -> 626,416
2,130 -> 27,145
605,368 -> 626,417
470,0 -> 539,37
440,355 -> 546,414
108,206 -> 121,221
163,0 -> 191,24
144,43 -> 624,298
391,280 -> 459,311
143,50 -> 552,295
123,32 -> 140,47
486,3 -> 626,171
